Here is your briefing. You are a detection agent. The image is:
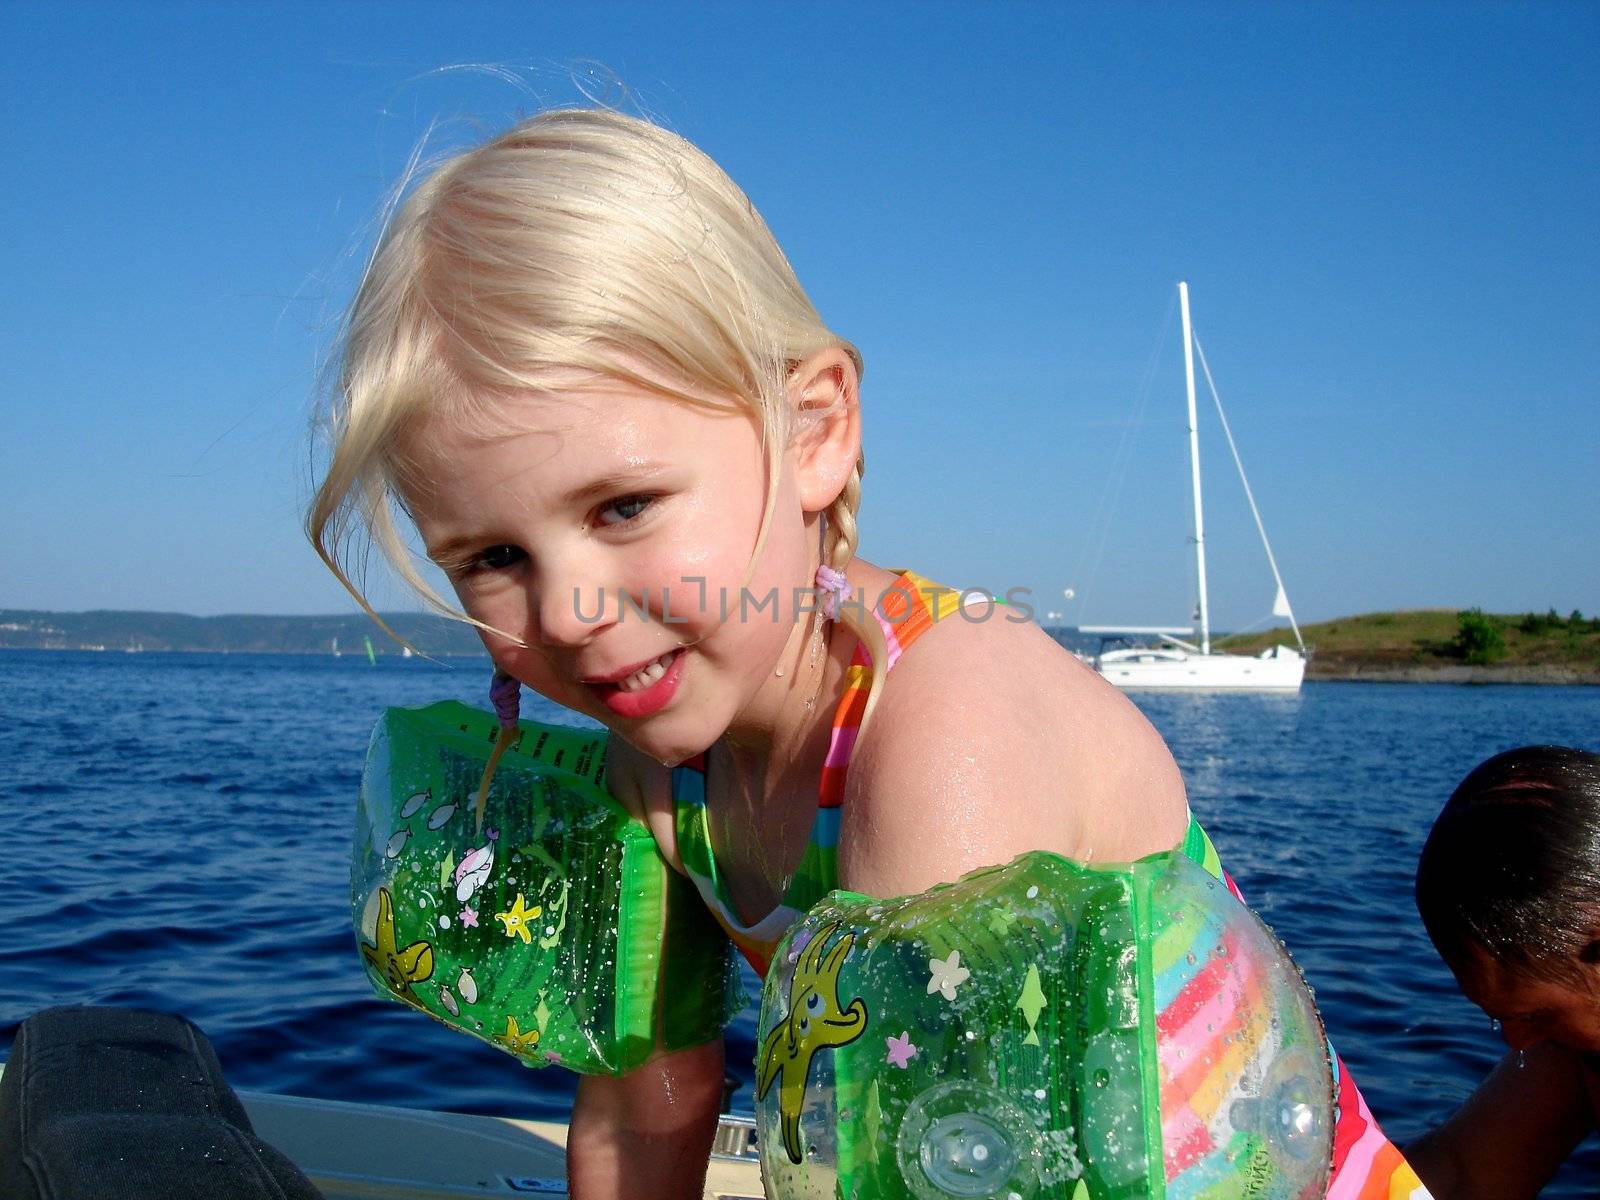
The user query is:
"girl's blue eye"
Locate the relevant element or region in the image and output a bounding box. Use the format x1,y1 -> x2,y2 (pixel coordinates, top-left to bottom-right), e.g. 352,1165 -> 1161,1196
596,495 -> 655,527
474,545 -> 525,571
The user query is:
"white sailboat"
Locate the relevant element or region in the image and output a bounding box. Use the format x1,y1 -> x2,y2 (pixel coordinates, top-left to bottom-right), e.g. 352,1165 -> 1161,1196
1083,282 -> 1307,691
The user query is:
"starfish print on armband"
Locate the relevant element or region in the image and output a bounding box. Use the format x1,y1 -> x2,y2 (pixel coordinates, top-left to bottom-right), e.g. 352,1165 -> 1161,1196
885,1031 -> 918,1069
498,1015 -> 540,1054
495,893 -> 542,944
987,907 -> 1019,938
927,950 -> 971,1001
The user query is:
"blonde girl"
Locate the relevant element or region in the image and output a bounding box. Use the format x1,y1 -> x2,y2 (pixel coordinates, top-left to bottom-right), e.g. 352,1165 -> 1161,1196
309,108 -> 1189,1198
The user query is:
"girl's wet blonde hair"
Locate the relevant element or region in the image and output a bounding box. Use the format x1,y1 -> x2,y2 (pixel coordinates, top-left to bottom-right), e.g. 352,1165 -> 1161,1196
307,108 -> 889,721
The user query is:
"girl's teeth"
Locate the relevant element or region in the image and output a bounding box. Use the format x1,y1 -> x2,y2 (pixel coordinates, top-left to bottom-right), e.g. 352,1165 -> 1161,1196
617,652 -> 674,693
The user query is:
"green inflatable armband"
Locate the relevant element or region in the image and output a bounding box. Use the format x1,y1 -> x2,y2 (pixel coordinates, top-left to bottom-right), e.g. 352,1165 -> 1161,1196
755,851 -> 1333,1200
352,701 -> 742,1075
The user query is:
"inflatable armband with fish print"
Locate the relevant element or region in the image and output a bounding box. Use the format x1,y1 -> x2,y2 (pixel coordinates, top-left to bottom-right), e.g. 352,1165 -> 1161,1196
756,850 -> 1334,1200
353,701 -> 741,1075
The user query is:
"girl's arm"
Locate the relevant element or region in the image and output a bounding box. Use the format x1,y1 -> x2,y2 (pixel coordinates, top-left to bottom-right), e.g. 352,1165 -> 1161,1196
1404,1042 -> 1593,1200
572,737 -> 724,1197
567,1038 -> 725,1199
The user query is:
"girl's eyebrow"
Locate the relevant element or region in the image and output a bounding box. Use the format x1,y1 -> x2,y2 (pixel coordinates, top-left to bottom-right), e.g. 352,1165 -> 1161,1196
560,462 -> 670,508
422,535 -> 483,566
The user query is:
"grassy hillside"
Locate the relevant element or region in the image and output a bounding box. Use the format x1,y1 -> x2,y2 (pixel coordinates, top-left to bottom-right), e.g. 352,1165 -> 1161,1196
1217,608 -> 1600,674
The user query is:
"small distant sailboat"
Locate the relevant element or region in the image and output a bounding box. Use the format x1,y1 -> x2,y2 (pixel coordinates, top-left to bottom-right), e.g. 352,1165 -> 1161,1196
331,636 -> 341,658
364,636 -> 377,666
1083,282 -> 1307,691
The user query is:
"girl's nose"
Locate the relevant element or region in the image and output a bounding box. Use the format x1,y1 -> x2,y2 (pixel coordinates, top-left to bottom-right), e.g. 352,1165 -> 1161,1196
534,572 -> 614,648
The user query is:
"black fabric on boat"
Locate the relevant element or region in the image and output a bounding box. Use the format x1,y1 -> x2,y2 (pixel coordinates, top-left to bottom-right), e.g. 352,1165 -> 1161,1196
0,1005 -> 324,1200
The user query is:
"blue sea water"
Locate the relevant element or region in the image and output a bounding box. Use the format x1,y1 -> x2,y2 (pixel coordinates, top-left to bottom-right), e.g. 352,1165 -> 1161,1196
0,649 -> 1595,1195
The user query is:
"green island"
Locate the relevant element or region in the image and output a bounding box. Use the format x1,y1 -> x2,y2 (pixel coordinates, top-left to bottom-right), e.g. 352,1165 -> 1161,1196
1217,608 -> 1600,684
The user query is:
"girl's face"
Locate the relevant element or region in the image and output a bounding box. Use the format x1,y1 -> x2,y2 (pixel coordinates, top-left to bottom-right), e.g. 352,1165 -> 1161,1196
1451,943 -> 1600,1054
397,377 -> 816,765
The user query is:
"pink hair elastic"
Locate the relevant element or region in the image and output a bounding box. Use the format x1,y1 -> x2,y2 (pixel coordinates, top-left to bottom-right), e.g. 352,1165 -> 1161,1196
815,564 -> 853,620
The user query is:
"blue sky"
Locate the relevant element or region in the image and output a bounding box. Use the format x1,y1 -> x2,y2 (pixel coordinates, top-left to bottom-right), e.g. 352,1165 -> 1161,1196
3,2 -> 1596,630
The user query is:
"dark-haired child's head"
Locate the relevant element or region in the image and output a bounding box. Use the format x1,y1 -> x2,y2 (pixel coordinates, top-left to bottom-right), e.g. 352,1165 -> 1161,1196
1416,745 -> 1600,1052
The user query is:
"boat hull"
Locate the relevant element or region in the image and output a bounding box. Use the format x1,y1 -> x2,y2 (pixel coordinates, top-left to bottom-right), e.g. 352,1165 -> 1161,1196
1095,647 -> 1306,691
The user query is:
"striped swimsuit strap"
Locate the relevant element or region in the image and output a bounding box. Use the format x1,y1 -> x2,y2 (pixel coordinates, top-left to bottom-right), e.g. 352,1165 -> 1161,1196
672,570 -> 963,974
817,570 -> 969,807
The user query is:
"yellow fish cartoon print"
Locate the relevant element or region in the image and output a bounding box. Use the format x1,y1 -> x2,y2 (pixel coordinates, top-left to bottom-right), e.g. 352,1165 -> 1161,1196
756,924 -> 867,1164
359,887 -> 434,1003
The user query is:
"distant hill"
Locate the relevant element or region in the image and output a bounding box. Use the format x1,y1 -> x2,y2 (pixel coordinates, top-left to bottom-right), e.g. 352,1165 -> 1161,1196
1216,608 -> 1600,682
0,609 -> 488,657
2,607 -> 1105,660
5,607 -> 1596,682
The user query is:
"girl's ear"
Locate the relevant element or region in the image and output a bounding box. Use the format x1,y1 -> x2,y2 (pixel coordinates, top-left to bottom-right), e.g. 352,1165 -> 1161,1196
787,348 -> 861,514
1565,931 -> 1600,998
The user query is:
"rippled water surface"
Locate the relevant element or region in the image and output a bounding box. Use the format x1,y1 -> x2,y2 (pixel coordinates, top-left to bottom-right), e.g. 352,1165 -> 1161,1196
1,651 -> 1595,1194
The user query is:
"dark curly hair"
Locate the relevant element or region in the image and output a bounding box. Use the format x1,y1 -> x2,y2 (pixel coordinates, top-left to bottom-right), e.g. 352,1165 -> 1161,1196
1416,745 -> 1600,982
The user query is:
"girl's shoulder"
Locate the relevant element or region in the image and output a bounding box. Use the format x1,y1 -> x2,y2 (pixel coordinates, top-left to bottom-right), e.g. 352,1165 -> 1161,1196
837,606 -> 1189,896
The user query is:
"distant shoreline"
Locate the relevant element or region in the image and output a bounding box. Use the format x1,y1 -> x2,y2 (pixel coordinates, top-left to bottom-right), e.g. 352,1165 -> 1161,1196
0,609 -> 487,658
5,606 -> 1597,685
10,647 -> 1591,684
1311,664 -> 1600,685
5,649 -> 1597,687
0,646 -> 489,660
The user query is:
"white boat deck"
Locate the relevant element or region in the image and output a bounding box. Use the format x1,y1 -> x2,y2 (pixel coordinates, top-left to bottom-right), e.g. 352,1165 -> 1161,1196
242,1090 -> 768,1200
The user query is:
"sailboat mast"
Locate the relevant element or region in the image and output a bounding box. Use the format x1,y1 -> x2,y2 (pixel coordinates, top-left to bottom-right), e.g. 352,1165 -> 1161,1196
1179,282 -> 1211,655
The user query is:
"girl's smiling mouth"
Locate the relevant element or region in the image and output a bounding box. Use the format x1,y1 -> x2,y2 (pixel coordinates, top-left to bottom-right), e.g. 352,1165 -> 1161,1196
585,648 -> 686,718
